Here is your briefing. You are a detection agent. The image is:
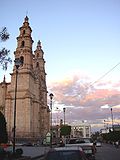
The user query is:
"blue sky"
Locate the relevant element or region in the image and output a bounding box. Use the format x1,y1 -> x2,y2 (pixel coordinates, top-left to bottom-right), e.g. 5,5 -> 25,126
1,0 -> 120,131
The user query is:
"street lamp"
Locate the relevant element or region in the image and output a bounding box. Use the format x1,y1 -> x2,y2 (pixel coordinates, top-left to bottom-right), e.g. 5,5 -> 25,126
110,107 -> 114,131
13,58 -> 22,154
49,93 -> 54,148
63,107 -> 66,125
104,120 -> 105,128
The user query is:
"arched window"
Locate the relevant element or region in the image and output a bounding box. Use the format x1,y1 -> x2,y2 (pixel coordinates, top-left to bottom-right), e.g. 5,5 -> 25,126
20,56 -> 24,66
36,62 -> 39,68
36,53 -> 39,58
21,41 -> 25,47
23,30 -> 25,34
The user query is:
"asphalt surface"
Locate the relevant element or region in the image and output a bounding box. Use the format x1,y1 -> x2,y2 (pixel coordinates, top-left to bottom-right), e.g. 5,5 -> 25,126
95,143 -> 120,160
6,145 -> 50,158
6,143 -> 120,160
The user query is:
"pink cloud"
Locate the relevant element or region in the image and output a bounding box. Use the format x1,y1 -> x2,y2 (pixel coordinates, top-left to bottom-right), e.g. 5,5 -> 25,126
48,73 -> 120,131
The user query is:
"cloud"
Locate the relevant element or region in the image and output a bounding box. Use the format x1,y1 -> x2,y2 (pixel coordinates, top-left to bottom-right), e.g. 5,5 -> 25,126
101,104 -> 110,108
48,72 -> 120,131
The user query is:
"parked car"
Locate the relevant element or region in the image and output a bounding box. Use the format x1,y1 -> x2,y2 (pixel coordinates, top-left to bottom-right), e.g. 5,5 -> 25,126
66,143 -> 95,160
68,138 -> 93,144
21,142 -> 33,146
96,142 -> 102,147
57,139 -> 65,147
66,138 -> 96,160
79,143 -> 96,160
44,146 -> 88,160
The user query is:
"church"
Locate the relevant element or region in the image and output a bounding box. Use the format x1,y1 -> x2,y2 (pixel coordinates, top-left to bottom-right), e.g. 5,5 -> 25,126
0,16 -> 50,142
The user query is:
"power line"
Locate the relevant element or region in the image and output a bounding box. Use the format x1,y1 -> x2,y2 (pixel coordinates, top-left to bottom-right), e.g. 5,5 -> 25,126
74,62 -> 120,99
89,62 -> 120,88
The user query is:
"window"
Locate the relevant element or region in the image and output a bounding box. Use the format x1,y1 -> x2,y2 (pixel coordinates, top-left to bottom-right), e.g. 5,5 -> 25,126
20,56 -> 24,66
36,62 -> 39,68
46,151 -> 82,160
21,41 -> 25,47
23,30 -> 25,34
36,53 -> 39,57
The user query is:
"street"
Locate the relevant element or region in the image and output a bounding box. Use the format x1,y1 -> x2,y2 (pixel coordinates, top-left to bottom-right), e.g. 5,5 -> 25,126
6,145 -> 50,158
33,143 -> 120,160
95,143 -> 120,160
6,143 -> 120,160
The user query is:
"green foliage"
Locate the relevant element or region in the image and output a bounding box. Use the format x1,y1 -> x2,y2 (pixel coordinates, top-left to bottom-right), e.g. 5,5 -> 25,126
101,131 -> 120,142
91,131 -> 100,141
0,27 -> 9,41
0,27 -> 12,70
60,125 -> 71,136
0,111 -> 8,144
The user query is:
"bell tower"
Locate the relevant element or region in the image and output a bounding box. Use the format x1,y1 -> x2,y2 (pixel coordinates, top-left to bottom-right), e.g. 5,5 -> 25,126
33,41 -> 49,136
14,16 -> 34,71
5,17 -> 49,141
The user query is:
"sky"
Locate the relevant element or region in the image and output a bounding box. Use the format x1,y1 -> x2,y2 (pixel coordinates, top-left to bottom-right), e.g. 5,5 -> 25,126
0,0 -> 120,132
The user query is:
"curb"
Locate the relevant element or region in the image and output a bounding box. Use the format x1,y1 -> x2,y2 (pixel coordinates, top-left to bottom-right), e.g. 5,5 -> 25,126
31,154 -> 44,160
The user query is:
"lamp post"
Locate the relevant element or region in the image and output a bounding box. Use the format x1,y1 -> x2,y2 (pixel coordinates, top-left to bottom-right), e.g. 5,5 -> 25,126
110,107 -> 114,131
63,107 -> 66,125
104,120 -> 105,128
13,58 -> 22,154
49,93 -> 54,148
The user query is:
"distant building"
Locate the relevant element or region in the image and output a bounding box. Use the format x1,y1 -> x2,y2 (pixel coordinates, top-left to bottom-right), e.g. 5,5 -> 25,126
71,123 -> 91,138
113,124 -> 120,131
100,124 -> 120,134
100,128 -> 109,134
0,17 -> 50,141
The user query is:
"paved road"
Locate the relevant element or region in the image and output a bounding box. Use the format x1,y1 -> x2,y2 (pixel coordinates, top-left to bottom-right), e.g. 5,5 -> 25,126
95,143 -> 120,160
6,145 -> 50,158
6,143 -> 120,160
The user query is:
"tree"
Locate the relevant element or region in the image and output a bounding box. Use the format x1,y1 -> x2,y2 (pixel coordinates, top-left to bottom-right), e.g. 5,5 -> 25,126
0,27 -> 12,70
91,131 -> 100,141
101,131 -> 120,143
60,125 -> 71,136
0,111 -> 8,143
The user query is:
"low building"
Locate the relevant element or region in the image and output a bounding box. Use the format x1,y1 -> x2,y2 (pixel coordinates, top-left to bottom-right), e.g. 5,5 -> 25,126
100,128 -> 109,134
113,124 -> 120,131
71,123 -> 91,138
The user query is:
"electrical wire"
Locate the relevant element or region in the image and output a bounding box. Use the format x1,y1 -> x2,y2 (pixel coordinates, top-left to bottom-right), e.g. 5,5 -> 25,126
89,62 -> 120,88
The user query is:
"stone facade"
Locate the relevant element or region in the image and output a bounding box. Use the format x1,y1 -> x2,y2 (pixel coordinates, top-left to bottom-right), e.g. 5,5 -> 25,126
0,16 -> 50,141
